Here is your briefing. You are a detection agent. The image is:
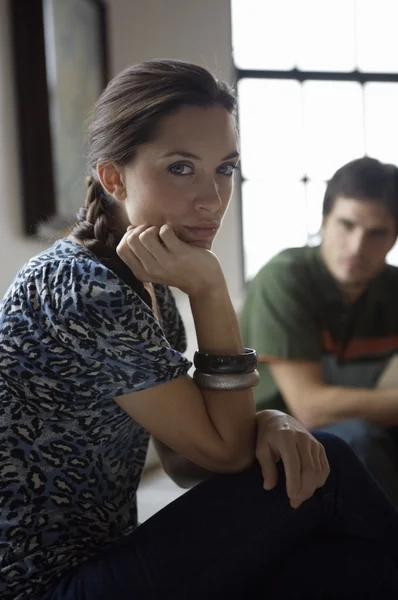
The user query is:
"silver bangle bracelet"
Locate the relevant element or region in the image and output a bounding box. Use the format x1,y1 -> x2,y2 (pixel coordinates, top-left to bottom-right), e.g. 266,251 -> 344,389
193,369 -> 260,391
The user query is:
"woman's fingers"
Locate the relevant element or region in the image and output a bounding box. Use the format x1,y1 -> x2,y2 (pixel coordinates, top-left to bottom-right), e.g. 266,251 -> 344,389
318,443 -> 331,486
159,224 -> 183,252
255,412 -> 331,511
293,437 -> 317,507
117,225 -> 156,277
312,439 -> 324,476
116,222 -> 222,293
133,226 -> 162,256
293,438 -> 330,508
277,439 -> 302,505
124,225 -> 178,262
256,441 -> 278,491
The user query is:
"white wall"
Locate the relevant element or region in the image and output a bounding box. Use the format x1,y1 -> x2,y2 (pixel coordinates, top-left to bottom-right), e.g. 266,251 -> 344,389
0,0 -> 244,303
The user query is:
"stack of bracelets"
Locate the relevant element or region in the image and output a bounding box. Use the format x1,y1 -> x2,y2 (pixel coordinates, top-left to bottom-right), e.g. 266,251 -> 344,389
193,348 -> 259,390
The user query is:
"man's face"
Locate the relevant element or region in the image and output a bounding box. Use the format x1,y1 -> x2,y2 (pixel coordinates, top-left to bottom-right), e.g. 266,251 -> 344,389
321,196 -> 397,289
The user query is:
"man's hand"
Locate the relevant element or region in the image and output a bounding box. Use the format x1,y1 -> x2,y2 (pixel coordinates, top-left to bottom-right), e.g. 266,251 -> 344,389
255,410 -> 330,508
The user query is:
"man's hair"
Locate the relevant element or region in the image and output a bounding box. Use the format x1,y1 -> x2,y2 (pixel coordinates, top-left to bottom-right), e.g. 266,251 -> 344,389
323,157 -> 398,229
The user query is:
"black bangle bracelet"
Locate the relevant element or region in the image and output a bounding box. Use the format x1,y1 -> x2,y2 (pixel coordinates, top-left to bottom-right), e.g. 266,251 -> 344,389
193,348 -> 257,375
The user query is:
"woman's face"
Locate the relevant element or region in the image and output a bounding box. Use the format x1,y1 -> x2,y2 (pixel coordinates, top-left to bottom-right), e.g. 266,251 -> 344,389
118,105 -> 239,249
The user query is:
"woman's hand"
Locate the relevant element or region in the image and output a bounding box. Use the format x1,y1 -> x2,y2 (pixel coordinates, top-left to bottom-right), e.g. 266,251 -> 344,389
116,224 -> 223,296
255,410 -> 330,508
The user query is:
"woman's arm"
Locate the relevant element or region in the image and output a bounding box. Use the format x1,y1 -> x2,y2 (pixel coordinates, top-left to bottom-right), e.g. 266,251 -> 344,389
114,225 -> 256,473
153,437 -> 213,488
154,409 -> 330,511
115,278 -> 256,473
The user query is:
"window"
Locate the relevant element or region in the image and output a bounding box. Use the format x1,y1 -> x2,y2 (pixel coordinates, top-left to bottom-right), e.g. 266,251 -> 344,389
231,0 -> 398,280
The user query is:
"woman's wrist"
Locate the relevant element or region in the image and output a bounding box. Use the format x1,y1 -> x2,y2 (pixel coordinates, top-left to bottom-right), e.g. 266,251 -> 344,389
185,268 -> 226,299
188,265 -> 229,298
189,280 -> 243,355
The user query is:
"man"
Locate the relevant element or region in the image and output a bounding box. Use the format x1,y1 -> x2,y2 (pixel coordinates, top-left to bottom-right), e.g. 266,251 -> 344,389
240,156 -> 398,507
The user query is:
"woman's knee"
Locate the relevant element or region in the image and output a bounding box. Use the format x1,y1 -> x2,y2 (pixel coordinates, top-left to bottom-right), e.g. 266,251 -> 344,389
311,431 -> 361,469
312,431 -> 351,453
314,419 -> 388,451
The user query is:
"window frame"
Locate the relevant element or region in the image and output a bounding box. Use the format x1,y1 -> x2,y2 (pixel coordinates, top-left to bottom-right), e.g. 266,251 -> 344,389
235,64 -> 398,280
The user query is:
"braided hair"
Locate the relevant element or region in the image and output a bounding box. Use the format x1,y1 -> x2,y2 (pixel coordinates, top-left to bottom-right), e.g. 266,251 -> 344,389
72,176 -> 151,303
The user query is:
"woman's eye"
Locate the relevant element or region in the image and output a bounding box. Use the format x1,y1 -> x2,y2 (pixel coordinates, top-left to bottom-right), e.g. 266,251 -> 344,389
217,163 -> 239,177
168,163 -> 194,176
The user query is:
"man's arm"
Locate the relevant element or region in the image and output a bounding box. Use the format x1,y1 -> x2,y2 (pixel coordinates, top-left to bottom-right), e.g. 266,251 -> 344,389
270,361 -> 398,428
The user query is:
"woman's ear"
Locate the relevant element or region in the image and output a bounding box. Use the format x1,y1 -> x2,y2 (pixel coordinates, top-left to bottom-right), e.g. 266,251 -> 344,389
97,162 -> 127,201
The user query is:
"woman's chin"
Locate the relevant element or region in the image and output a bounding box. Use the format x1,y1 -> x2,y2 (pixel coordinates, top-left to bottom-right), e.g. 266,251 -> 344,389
187,239 -> 213,250
177,231 -> 213,250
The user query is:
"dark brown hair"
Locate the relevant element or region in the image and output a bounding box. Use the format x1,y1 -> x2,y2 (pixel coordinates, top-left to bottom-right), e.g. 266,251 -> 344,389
71,59 -> 236,296
323,157 -> 398,231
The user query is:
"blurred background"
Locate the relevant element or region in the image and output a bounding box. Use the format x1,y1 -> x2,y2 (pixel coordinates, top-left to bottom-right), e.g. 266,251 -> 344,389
1,0 -> 398,517
232,0 -> 398,279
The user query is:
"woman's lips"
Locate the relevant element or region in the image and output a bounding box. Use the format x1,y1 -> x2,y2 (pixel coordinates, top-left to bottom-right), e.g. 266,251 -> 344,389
183,226 -> 218,239
344,258 -> 364,270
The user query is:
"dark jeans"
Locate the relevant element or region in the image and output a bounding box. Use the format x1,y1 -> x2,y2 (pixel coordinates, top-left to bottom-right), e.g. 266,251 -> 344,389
45,434 -> 398,600
317,419 -> 398,509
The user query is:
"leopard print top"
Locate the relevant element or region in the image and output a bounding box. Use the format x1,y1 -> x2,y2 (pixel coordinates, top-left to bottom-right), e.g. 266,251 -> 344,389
0,239 -> 190,599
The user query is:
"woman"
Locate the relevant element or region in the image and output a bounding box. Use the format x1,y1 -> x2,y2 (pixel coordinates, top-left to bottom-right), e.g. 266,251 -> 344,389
1,59 -> 398,600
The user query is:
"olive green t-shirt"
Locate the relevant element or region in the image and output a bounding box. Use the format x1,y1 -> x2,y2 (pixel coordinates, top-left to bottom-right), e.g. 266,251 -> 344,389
240,245 -> 398,412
